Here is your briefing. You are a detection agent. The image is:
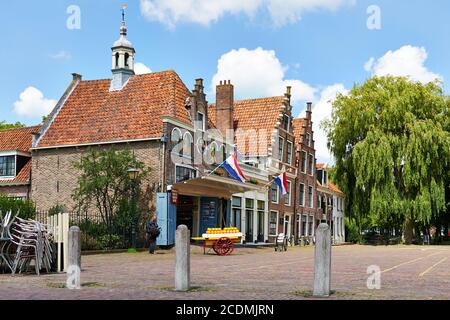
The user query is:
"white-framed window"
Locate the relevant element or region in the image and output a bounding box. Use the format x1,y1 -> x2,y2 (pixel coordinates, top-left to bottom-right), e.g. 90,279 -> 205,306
175,165 -> 196,183
197,112 -> 205,131
287,141 -> 293,165
308,154 -> 314,176
284,181 -> 292,206
301,151 -> 307,173
283,115 -> 290,132
0,156 -> 16,177
299,183 -> 305,207
182,132 -> 193,159
231,196 -> 242,230
308,186 -> 314,208
269,211 -> 278,236
277,137 -> 284,162
271,181 -> 279,204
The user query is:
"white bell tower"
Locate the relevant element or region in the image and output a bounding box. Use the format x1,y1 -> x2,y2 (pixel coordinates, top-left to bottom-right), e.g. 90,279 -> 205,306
110,4 -> 135,91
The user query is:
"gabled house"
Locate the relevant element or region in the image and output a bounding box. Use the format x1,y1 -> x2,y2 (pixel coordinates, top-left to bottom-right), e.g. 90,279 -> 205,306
316,163 -> 346,244
0,126 -> 40,200
30,11 -> 259,244
293,103 -> 320,241
210,84 -> 297,243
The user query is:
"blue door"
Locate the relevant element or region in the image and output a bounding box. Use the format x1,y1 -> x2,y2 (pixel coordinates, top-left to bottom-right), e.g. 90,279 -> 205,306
156,193 -> 176,246
199,198 -> 219,235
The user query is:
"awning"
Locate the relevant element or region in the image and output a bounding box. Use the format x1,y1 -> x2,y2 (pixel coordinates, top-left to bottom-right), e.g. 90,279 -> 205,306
171,175 -> 262,199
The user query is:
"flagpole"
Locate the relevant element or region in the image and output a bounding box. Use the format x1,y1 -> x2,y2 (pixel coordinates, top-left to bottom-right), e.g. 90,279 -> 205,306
203,160 -> 226,178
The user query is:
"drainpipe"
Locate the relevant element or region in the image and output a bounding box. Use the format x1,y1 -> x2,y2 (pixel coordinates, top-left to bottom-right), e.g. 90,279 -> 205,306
160,134 -> 169,193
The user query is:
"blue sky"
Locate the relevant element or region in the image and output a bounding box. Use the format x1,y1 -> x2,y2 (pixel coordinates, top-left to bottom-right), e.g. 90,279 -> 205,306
2,0 -> 450,162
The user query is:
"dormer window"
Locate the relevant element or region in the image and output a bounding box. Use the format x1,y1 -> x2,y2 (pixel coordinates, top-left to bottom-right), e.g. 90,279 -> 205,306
0,156 -> 15,177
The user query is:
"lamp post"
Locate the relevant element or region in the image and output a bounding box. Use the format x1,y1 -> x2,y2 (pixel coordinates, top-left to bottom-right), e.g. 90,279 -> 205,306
128,167 -> 139,251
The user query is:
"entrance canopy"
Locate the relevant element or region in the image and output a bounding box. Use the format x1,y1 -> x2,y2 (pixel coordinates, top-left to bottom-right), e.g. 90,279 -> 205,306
172,175 -> 262,199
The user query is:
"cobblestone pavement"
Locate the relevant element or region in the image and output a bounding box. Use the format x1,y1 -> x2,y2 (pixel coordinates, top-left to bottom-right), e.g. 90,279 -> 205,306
1,245 -> 450,300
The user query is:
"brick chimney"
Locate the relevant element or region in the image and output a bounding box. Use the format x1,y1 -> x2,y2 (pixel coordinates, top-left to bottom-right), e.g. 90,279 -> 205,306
215,80 -> 234,138
306,102 -> 312,121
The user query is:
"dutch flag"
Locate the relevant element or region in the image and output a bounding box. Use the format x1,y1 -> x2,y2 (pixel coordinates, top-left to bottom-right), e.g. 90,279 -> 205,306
274,172 -> 288,196
222,152 -> 247,183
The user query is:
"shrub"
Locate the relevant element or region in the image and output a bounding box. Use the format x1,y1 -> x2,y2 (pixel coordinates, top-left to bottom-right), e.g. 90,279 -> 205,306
0,195 -> 36,220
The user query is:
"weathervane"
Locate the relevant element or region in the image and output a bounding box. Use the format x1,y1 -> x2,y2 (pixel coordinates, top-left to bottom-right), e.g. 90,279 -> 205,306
121,3 -> 128,23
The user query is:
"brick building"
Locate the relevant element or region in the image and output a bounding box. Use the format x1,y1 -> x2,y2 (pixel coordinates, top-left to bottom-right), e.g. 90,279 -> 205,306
28,10 -> 345,245
0,126 -> 40,200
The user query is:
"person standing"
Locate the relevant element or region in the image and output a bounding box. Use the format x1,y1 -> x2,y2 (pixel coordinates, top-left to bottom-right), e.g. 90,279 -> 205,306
146,215 -> 160,254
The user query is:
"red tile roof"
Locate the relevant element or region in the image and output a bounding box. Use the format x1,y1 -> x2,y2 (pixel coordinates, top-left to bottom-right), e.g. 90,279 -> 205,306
37,70 -> 192,148
0,159 -> 32,185
210,96 -> 286,155
0,126 -> 40,153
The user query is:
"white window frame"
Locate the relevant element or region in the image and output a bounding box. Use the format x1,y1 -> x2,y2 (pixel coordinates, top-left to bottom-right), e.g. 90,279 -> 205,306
197,111 -> 205,132
308,185 -> 314,209
175,164 -> 197,183
271,181 -> 279,204
269,210 -> 279,237
284,181 -> 292,206
299,183 -> 305,207
182,132 -> 193,159
277,137 -> 284,162
287,141 -> 293,165
308,153 -> 314,176
301,151 -> 307,174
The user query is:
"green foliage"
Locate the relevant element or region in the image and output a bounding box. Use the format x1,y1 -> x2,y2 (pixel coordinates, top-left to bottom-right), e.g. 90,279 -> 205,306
0,195 -> 36,220
345,217 -> 361,244
72,147 -> 149,228
324,76 -> 450,243
48,204 -> 67,216
0,121 -> 25,131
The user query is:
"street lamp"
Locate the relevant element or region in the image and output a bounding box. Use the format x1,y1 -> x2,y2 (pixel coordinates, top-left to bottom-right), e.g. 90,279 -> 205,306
128,167 -> 139,251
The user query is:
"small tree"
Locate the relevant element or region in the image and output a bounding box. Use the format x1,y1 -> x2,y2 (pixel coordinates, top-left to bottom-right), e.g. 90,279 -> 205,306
72,148 -> 149,245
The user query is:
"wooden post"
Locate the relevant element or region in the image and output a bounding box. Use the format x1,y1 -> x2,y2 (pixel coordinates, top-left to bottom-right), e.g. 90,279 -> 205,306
175,225 -> 190,291
313,223 -> 332,297
66,226 -> 81,290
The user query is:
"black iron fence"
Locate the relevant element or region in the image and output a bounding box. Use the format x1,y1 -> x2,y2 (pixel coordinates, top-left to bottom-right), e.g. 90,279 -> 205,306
35,211 -> 147,251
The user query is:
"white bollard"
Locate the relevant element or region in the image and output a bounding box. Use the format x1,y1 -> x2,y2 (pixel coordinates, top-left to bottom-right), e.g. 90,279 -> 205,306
66,226 -> 81,290
175,225 -> 190,292
313,223 -> 332,297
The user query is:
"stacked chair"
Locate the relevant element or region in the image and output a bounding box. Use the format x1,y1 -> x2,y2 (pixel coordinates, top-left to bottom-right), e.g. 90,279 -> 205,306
0,210 -> 18,273
0,211 -> 55,275
7,215 -> 54,275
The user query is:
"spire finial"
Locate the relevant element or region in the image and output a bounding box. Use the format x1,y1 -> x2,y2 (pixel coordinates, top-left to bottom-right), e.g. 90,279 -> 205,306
120,3 -> 128,35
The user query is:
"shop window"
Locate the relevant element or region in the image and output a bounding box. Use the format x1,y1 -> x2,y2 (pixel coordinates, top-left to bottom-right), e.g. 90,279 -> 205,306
269,211 -> 278,236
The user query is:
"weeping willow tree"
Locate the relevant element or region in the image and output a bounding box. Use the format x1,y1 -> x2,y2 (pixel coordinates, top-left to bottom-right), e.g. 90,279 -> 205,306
324,76 -> 450,244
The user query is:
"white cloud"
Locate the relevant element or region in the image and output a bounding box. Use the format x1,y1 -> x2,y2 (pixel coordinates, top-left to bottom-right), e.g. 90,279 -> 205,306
140,0 -> 355,28
308,84 -> 348,164
49,51 -> 71,60
13,87 -> 56,119
365,45 -> 442,84
135,62 -> 152,75
211,47 -> 316,104
211,46 -> 347,163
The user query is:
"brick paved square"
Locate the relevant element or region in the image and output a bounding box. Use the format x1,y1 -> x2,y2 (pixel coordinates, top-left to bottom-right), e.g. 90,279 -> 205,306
1,245 -> 449,300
